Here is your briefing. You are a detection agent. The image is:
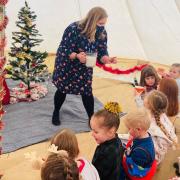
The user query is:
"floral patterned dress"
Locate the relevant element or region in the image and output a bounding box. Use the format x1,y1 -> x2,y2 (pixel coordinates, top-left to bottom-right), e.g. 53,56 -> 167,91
52,22 -> 108,96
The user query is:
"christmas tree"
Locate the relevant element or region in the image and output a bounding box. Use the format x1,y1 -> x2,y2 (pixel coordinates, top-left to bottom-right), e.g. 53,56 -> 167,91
7,1 -> 48,90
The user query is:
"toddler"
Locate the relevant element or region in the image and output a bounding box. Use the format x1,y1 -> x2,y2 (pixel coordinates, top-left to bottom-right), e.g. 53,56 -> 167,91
91,102 -> 124,180
119,108 -> 156,179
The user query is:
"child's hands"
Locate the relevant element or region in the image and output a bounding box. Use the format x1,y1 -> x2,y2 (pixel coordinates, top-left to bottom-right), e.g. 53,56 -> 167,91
24,151 -> 45,170
31,157 -> 45,170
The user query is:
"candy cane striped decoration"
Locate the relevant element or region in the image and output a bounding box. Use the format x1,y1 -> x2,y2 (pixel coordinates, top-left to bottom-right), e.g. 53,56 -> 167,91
0,0 -> 8,156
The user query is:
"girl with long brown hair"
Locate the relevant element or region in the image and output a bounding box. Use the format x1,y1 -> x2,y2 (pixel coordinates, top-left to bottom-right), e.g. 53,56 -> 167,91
144,90 -> 178,164
158,78 -> 179,117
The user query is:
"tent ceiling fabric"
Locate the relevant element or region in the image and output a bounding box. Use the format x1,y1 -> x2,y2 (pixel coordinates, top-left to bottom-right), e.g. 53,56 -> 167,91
7,0 -> 180,64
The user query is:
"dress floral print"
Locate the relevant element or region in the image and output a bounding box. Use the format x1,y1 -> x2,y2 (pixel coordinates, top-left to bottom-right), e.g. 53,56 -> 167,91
53,22 -> 108,96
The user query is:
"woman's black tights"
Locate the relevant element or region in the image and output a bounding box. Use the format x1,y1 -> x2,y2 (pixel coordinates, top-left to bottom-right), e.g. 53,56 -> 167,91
52,89 -> 94,125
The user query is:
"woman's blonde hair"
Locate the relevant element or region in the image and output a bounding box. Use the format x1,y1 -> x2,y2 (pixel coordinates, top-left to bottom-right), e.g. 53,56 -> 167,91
146,90 -> 177,144
78,7 -> 108,41
124,108 -> 151,131
50,129 -> 79,159
41,153 -> 80,180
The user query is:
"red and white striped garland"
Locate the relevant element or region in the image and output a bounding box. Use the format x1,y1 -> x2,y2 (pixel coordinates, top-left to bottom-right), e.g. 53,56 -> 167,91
0,0 -> 8,156
0,76 -> 5,155
0,37 -> 6,50
0,16 -> 8,31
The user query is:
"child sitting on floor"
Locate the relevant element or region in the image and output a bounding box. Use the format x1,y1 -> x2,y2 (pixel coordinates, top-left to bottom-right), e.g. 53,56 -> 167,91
119,108 -> 156,180
169,63 -> 180,103
135,65 -> 160,107
158,78 -> 179,118
144,90 -> 178,164
29,128 -> 100,180
41,150 -> 80,180
50,128 -> 100,180
157,63 -> 180,103
90,102 -> 125,180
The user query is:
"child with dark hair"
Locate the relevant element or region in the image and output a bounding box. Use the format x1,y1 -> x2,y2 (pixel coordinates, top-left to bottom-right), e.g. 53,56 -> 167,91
135,65 -> 160,107
90,102 -> 124,180
140,65 -> 160,92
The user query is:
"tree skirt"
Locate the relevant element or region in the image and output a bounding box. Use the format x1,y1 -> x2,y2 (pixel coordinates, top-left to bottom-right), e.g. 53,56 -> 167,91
2,80 -> 103,153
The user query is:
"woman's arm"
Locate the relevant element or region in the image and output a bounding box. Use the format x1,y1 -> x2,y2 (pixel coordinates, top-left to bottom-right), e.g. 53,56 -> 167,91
57,23 -> 78,59
96,30 -> 108,64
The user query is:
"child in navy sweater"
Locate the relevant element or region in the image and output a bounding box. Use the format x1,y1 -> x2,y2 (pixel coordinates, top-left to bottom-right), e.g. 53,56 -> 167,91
119,108 -> 156,179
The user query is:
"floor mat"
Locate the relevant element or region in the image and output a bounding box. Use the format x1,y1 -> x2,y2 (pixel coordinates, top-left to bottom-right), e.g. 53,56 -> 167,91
2,80 -> 103,153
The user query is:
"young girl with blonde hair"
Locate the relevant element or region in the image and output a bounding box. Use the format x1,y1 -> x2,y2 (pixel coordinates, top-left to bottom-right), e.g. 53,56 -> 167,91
144,90 -> 178,164
119,108 -> 156,179
90,102 -> 124,180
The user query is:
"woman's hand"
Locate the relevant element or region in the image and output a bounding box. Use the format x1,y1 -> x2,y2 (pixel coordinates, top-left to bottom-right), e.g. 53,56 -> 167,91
77,52 -> 86,63
101,56 -> 117,64
109,57 -> 117,64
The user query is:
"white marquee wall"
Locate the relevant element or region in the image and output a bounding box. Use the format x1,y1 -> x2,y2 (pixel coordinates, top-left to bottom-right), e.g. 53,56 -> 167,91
6,0 -> 180,64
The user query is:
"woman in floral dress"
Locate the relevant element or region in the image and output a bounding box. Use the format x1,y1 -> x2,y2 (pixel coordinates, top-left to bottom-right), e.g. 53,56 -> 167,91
52,7 -> 117,125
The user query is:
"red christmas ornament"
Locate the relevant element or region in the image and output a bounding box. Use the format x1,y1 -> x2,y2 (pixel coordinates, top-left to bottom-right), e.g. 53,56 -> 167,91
19,82 -> 25,88
31,63 -> 36,67
24,89 -> 30,95
0,0 -> 8,5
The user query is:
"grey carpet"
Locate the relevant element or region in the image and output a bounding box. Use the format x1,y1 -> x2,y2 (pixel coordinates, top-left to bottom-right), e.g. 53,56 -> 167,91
2,80 -> 103,153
